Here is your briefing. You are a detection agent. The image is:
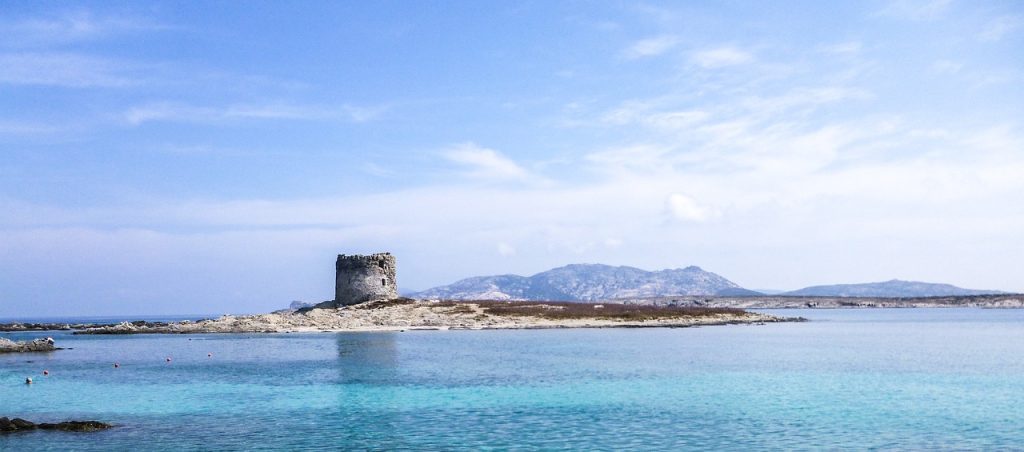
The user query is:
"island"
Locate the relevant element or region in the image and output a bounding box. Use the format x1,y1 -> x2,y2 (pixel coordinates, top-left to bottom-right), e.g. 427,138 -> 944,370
68,299 -> 792,334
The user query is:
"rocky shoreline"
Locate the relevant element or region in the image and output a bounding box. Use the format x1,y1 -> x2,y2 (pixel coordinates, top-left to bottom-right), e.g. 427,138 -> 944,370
68,300 -> 796,335
4,295 -> 1019,337
0,337 -> 57,353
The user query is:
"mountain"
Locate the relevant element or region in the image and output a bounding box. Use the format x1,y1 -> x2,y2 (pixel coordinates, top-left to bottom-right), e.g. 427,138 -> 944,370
781,279 -> 1003,297
412,264 -> 760,301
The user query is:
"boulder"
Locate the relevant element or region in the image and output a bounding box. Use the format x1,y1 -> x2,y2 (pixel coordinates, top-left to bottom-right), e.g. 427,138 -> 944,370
0,337 -> 57,353
10,418 -> 35,429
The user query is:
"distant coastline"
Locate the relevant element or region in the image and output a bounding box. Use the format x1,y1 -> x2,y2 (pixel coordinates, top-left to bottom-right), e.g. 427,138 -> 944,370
618,293 -> 1024,309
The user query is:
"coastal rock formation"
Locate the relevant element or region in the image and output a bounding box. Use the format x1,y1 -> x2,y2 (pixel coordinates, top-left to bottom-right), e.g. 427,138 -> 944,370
414,264 -> 759,301
330,253 -> 398,307
0,417 -> 112,433
0,337 -> 56,353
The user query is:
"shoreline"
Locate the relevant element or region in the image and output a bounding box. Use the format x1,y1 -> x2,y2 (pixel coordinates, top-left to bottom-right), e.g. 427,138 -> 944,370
58,300 -> 800,335
2,294 -> 1019,333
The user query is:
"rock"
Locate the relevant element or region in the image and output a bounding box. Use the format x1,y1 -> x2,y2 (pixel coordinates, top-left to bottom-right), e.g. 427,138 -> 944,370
0,337 -> 57,353
10,418 -> 35,429
0,417 -> 111,433
38,421 -> 112,432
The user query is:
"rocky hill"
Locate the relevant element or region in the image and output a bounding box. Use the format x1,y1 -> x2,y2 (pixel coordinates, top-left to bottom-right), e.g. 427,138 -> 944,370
412,264 -> 760,301
782,279 -> 1002,297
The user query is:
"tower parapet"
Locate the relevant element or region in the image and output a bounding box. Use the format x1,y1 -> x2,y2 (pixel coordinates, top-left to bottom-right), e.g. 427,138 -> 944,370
333,253 -> 397,306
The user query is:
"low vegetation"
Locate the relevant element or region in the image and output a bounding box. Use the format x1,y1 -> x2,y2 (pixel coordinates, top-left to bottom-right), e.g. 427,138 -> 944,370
434,300 -> 745,321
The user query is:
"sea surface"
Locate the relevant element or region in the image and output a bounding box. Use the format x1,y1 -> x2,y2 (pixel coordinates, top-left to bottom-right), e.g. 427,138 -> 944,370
2,308 -> 1023,450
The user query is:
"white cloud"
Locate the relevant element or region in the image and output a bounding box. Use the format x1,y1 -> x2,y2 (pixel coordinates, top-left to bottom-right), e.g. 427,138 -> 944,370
691,46 -> 753,68
342,104 -> 391,122
124,102 -> 386,125
360,162 -> 396,177
740,87 -> 872,116
978,16 -> 1022,42
443,143 -> 531,182
878,0 -> 951,21
0,12 -> 170,47
930,60 -> 963,74
623,35 -> 679,59
0,53 -> 140,87
666,193 -> 715,222
819,41 -> 863,55
599,100 -> 710,130
0,119 -> 62,135
4,118 -> 1024,302
497,242 -> 517,256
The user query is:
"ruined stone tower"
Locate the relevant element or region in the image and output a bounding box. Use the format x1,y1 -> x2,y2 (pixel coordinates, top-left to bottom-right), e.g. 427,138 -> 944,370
334,253 -> 397,306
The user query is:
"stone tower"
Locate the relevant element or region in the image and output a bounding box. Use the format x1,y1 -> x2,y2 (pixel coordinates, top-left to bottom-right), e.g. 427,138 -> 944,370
334,253 -> 398,306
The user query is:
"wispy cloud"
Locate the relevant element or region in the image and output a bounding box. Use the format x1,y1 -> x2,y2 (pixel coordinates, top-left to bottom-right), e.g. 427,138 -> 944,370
819,41 -> 862,56
0,119 -> 62,136
878,0 -> 951,21
0,53 -> 141,87
978,15 -> 1022,42
497,242 -> 517,256
124,102 -> 388,125
740,87 -> 872,116
665,193 -> 716,222
623,35 -> 679,59
930,60 -> 963,74
443,143 -> 532,182
691,46 -> 753,68
0,11 -> 171,48
341,104 -> 391,123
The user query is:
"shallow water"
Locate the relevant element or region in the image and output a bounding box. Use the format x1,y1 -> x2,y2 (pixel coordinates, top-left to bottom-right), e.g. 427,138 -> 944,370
2,309 -> 1023,450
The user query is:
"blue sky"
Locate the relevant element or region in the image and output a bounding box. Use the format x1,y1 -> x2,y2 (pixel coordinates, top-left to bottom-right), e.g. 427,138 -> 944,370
1,1 -> 1022,316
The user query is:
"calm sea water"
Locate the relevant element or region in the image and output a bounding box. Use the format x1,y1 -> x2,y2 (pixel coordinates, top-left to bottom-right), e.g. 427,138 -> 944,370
2,308 -> 1023,450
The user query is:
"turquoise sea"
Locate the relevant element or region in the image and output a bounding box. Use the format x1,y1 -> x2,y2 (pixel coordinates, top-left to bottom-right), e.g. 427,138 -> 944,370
2,308 -> 1023,450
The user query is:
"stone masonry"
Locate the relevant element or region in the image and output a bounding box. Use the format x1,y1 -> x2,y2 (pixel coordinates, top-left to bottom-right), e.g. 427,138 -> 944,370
334,253 -> 398,306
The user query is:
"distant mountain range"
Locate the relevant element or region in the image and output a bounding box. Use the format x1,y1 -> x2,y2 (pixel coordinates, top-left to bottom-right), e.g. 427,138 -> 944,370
411,265 -> 1005,301
779,279 -> 1003,297
412,264 -> 759,301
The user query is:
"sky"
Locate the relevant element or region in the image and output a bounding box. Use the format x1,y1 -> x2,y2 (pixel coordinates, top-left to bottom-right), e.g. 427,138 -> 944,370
1,0 -> 1022,316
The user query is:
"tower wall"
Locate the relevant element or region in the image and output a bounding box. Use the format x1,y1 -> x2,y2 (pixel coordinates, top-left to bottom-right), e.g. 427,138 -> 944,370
334,253 -> 397,306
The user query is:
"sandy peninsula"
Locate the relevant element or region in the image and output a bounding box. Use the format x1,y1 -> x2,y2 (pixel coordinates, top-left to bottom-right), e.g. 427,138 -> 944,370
71,299 -> 797,334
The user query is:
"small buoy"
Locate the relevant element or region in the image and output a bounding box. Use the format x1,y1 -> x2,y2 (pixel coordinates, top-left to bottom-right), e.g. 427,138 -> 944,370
25,377 -> 33,384
114,362 -> 120,368
43,370 -> 49,376
166,357 -> 172,362
207,353 -> 212,357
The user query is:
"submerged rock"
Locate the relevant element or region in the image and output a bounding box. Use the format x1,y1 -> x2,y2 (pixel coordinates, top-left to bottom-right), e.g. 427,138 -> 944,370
0,417 -> 111,433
